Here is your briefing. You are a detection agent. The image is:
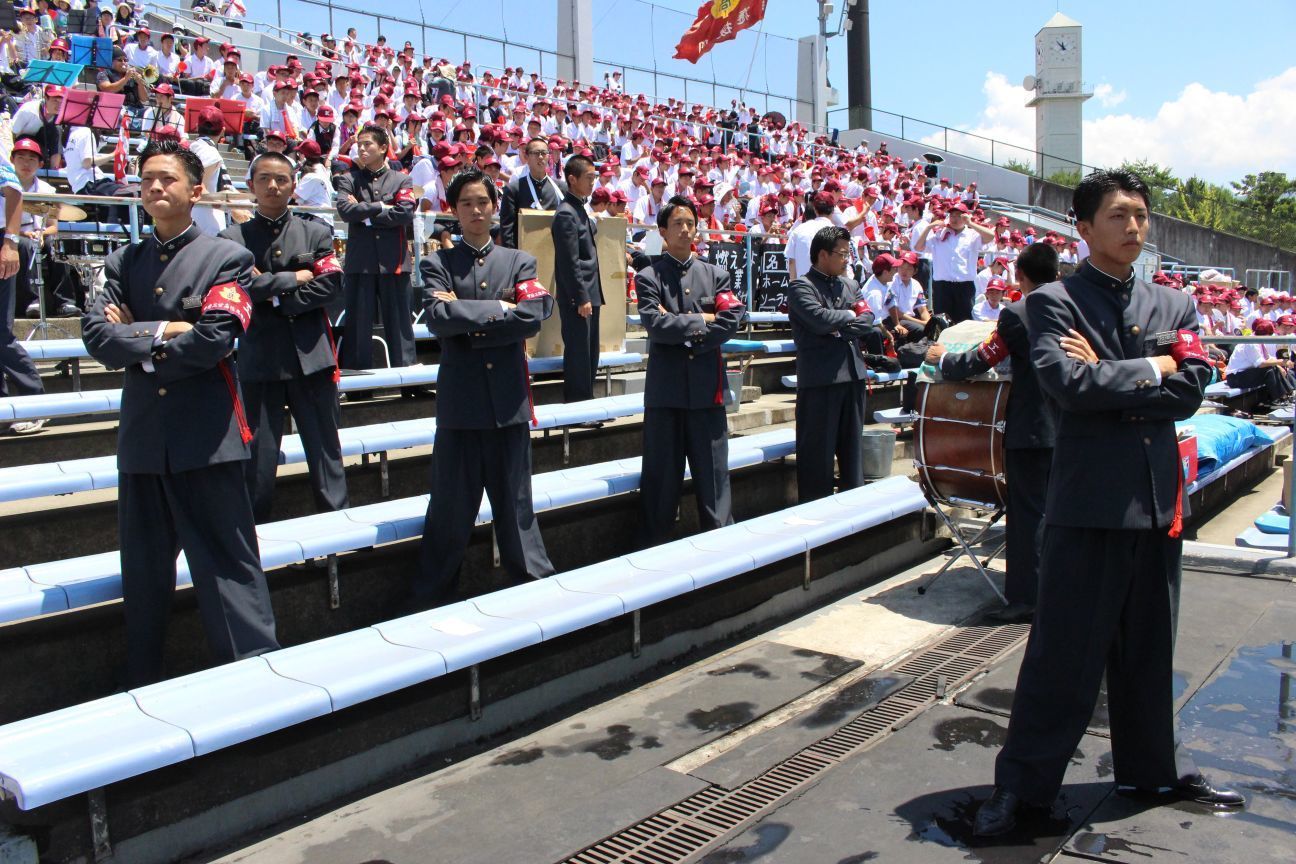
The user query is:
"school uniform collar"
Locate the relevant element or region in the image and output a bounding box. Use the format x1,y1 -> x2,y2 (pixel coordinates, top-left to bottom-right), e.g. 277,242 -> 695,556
1080,258 -> 1136,292
461,238 -> 493,260
152,222 -> 201,254
663,250 -> 694,271
254,209 -> 292,230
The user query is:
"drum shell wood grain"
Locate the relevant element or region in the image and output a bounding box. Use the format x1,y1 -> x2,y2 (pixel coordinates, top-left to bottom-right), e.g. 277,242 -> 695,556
915,380 -> 1010,510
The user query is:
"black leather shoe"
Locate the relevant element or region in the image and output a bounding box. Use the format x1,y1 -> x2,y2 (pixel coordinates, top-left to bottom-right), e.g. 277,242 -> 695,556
973,786 -> 1019,837
1173,774 -> 1246,808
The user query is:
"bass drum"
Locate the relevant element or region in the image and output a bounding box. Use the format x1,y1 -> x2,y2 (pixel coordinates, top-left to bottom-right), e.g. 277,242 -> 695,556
914,380 -> 1009,510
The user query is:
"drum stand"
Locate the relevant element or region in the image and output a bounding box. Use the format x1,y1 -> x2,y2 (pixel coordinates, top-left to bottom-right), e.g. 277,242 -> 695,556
23,242 -> 51,341
916,497 -> 1008,605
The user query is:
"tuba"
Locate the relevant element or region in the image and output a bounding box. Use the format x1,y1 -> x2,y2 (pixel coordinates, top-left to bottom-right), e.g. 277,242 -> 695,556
143,65 -> 160,85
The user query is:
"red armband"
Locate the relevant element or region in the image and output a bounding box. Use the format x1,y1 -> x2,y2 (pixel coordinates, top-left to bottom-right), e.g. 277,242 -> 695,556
201,281 -> 252,331
1168,329 -> 1210,366
852,299 -> 872,318
713,290 -> 744,314
311,252 -> 343,277
975,331 -> 1009,367
392,187 -> 415,205
514,278 -> 550,303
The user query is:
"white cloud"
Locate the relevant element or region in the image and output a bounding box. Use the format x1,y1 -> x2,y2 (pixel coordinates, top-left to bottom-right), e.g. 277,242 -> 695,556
922,68 -> 1296,185
1093,83 -> 1126,108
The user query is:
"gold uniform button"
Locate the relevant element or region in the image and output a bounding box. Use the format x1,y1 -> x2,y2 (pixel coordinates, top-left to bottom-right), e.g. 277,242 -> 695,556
1130,325 -> 1141,336
684,288 -> 691,295
273,229 -> 280,236
1143,437 -> 1152,445
156,352 -> 167,360
158,387 -> 167,396
159,254 -> 168,261
481,281 -> 488,289
274,249 -> 282,256
485,362 -> 494,370
154,287 -> 164,295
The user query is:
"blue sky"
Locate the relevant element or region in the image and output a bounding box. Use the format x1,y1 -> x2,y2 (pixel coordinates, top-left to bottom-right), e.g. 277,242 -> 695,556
244,0 -> 1296,181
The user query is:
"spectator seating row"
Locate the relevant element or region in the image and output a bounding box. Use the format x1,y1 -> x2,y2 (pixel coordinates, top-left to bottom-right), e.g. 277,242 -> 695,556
0,353 -> 647,422
0,473 -> 925,811
0,427 -> 800,626
0,392 -> 649,504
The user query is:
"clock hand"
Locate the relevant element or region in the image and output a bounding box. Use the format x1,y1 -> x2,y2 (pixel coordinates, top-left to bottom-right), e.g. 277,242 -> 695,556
1056,39 -> 1066,50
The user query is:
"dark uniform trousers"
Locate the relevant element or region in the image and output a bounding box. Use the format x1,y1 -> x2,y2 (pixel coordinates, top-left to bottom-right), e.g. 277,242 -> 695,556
930,279 -> 975,323
1226,364 -> 1292,402
552,192 -> 603,403
220,211 -> 348,521
938,300 -> 1056,606
0,266 -> 43,397
81,225 -> 280,686
335,165 -> 418,370
635,254 -> 745,547
786,269 -> 876,503
993,261 -> 1210,803
414,240 -> 556,602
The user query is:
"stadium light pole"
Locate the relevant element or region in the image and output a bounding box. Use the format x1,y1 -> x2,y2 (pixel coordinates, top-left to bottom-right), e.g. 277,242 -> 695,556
845,0 -> 870,130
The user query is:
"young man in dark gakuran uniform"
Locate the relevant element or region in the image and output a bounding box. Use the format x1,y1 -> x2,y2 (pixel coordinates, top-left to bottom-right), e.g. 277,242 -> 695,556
82,140 -> 279,687
335,124 -> 419,384
635,196 -> 746,547
219,151 -> 348,521
973,170 -> 1243,838
924,241 -> 1059,623
414,168 -> 556,605
498,135 -> 562,249
551,153 -> 603,405
787,225 -> 876,503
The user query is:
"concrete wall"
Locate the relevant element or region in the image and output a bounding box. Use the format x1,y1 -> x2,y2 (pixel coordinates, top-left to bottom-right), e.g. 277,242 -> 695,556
836,128 -> 1030,203
1029,178 -> 1296,281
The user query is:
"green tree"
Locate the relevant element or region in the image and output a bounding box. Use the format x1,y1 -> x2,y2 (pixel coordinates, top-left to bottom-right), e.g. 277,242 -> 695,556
1047,169 -> 1081,187
1002,158 -> 1035,176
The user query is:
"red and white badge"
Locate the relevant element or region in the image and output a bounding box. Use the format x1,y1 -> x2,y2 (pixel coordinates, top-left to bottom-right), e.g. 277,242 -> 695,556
201,281 -> 252,331
514,278 -> 550,303
311,252 -> 342,276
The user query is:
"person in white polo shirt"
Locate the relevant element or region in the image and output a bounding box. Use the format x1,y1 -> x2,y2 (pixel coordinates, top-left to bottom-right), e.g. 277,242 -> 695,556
914,201 -> 995,323
785,191 -> 836,281
973,277 -> 1007,322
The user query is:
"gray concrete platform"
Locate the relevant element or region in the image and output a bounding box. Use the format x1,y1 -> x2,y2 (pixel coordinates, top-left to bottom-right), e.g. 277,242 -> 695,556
189,551 -> 1295,864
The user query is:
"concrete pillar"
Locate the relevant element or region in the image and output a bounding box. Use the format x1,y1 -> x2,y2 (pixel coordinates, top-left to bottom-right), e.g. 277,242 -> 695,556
796,33 -> 827,130
556,0 -> 594,86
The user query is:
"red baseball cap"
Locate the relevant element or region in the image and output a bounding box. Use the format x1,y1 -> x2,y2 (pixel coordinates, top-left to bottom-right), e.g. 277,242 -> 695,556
10,138 -> 42,159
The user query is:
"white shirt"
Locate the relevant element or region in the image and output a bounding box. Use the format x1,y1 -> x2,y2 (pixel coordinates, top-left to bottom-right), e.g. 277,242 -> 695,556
926,227 -> 983,282
785,216 -> 833,280
10,98 -> 50,139
294,169 -> 334,226
886,276 -> 926,316
125,43 -> 158,69
64,126 -> 101,192
973,298 -> 1003,322
1225,341 -> 1272,376
860,275 -> 888,315
188,138 -> 227,235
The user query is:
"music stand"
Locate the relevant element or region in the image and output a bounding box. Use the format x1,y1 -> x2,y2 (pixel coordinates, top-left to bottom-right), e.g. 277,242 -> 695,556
23,61 -> 86,87
184,97 -> 248,135
56,89 -> 125,131
69,35 -> 114,69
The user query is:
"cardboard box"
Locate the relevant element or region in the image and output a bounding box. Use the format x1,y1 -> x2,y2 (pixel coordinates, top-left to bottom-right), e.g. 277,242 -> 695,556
517,210 -> 628,358
1178,435 -> 1198,484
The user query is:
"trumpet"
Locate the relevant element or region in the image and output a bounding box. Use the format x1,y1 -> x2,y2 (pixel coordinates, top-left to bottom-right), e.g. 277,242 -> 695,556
142,65 -> 160,85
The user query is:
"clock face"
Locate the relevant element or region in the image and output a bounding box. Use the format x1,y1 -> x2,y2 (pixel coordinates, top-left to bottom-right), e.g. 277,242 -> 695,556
1038,31 -> 1078,65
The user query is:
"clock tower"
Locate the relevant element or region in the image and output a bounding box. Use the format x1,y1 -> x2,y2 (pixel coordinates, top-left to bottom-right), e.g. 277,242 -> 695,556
1023,11 -> 1092,180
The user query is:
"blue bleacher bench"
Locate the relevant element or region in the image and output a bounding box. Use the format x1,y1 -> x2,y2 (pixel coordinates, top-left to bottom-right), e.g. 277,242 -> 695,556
0,353 -> 646,422
0,393 -> 649,504
627,311 -> 788,327
721,339 -> 796,355
0,473 -> 924,810
0,428 -> 799,627
781,371 -> 907,389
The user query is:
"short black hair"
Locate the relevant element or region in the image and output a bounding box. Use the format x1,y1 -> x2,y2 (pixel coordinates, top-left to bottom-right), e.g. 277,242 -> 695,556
139,139 -> 203,185
810,225 -> 851,266
357,124 -> 389,149
563,154 -> 595,182
249,151 -> 296,182
524,135 -> 548,155
1072,169 -> 1152,223
656,195 -> 697,231
1014,241 -> 1060,288
446,167 -> 498,208
473,143 -> 493,160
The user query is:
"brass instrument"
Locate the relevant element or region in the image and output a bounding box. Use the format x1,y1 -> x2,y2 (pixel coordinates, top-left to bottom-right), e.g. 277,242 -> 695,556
142,64 -> 160,85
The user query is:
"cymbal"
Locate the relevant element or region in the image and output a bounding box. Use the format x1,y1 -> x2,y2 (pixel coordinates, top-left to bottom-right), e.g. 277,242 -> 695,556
228,207 -> 253,224
24,201 -> 88,221
412,185 -> 425,198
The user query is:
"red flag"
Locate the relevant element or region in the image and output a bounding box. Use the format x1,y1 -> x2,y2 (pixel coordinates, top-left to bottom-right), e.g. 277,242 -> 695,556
112,113 -> 130,183
673,0 -> 767,64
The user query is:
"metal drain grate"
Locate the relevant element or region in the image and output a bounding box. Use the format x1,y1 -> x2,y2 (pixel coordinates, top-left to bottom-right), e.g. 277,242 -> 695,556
560,621 -> 1030,864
